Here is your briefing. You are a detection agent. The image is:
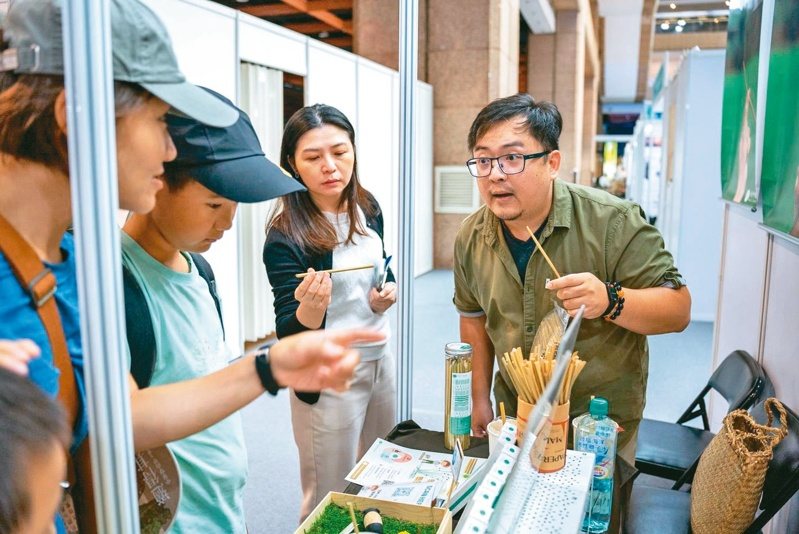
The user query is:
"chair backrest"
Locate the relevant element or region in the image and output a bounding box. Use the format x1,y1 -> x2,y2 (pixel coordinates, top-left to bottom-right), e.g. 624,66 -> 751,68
708,350 -> 764,412
745,400 -> 799,533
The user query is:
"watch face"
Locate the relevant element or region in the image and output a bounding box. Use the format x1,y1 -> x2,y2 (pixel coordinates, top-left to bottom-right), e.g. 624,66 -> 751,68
255,349 -> 280,395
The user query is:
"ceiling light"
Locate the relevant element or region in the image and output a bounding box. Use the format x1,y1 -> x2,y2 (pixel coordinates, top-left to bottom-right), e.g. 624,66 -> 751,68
725,0 -> 731,6
661,22 -> 670,30
714,18 -> 720,23
670,2 -> 676,9
675,25 -> 684,32
678,19 -> 686,26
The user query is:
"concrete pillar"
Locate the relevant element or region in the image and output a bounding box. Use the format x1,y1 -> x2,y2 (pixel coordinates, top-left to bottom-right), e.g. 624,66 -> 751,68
581,72 -> 599,185
355,0 -> 520,269
429,0 -> 519,268
353,0 -> 428,81
552,9 -> 585,183
527,0 -> 602,185
527,34 -> 556,102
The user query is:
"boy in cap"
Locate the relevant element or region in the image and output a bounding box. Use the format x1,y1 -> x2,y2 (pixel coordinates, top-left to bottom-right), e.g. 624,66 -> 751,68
120,88 -> 363,532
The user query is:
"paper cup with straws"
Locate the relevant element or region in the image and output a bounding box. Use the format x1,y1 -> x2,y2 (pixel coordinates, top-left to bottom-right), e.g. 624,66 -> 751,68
502,341 -> 585,473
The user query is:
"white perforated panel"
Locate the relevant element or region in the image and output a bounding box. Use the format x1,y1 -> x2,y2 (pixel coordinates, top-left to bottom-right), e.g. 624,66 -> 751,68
456,421 -> 594,534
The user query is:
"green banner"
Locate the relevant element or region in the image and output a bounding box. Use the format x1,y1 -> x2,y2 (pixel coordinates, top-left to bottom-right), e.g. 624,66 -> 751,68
761,0 -> 799,237
720,0 -> 763,206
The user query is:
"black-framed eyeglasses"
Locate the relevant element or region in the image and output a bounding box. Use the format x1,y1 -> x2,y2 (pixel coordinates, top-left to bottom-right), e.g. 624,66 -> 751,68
465,151 -> 551,178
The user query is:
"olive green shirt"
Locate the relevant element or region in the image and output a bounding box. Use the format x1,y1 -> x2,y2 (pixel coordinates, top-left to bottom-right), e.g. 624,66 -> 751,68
453,180 -> 685,449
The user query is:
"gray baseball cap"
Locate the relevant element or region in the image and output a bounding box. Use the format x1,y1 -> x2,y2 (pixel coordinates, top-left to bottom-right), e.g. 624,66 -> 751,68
1,0 -> 237,128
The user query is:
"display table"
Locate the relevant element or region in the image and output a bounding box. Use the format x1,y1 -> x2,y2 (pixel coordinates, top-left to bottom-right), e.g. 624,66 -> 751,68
343,420 -> 489,497
343,421 -> 601,533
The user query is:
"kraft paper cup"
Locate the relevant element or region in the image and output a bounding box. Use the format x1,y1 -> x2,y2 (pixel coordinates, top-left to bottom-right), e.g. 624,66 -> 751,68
538,401 -> 570,473
487,416 -> 517,454
516,397 -> 533,445
516,398 -> 570,473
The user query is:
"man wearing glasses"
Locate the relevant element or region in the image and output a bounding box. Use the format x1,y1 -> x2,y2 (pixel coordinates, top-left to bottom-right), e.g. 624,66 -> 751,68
453,94 -> 691,470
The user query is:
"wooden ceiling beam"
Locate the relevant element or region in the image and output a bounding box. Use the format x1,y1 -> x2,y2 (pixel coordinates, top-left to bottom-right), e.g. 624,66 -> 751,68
319,36 -> 353,48
279,0 -> 353,35
284,21 -> 334,33
307,0 -> 352,10
240,4 -> 299,17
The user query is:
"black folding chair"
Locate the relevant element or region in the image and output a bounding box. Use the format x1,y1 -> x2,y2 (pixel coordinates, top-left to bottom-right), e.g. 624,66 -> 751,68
625,400 -> 799,534
635,350 -> 765,482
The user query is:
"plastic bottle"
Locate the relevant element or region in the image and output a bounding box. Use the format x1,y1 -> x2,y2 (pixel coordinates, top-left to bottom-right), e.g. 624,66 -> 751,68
572,396 -> 618,534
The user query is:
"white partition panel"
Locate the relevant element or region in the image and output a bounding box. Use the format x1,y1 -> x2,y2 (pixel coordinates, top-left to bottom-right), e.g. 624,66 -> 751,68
673,50 -> 725,321
147,0 -> 242,352
238,13 -> 307,76
145,0 -> 436,351
761,236 -> 799,409
143,0 -> 236,99
710,204 -> 769,429
760,234 -> 799,533
306,42 -> 358,129
356,58 -> 398,255
414,83 -> 434,276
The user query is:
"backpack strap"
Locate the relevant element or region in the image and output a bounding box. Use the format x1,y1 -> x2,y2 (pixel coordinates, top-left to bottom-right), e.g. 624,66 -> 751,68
189,252 -> 225,339
0,214 -> 78,428
122,263 -> 157,388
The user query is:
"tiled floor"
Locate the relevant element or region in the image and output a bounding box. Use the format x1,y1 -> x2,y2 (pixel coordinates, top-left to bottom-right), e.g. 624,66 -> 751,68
241,269 -> 714,532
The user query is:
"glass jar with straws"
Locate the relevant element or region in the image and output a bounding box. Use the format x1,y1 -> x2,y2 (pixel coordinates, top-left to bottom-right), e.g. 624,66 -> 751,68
444,342 -> 472,450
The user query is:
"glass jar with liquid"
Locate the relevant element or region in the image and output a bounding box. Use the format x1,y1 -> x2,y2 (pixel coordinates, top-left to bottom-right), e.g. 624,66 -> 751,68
444,342 -> 472,450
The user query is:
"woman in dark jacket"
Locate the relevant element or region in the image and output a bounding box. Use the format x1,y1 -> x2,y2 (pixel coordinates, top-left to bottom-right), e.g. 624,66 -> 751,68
264,104 -> 397,520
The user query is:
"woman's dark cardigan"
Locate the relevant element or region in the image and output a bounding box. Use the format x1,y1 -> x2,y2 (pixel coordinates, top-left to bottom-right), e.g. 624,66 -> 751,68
263,194 -> 395,404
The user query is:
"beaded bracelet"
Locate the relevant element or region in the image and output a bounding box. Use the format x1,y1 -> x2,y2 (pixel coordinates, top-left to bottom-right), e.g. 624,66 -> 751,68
602,281 -> 620,317
605,282 -> 625,321
603,281 -> 625,320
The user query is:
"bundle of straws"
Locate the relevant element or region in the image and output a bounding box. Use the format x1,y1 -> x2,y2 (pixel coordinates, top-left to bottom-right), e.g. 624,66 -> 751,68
501,341 -> 586,406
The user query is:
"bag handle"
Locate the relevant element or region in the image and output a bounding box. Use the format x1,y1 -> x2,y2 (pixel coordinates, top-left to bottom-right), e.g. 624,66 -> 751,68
0,214 -> 78,428
761,397 -> 789,448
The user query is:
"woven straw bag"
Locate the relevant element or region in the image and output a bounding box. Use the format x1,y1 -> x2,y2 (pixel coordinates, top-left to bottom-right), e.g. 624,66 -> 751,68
690,398 -> 789,534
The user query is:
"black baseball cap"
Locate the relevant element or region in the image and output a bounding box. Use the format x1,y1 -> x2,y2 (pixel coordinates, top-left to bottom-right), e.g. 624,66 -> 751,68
164,87 -> 305,203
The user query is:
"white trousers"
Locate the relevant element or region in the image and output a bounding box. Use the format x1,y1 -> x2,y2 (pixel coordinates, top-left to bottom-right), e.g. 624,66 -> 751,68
290,349 -> 396,521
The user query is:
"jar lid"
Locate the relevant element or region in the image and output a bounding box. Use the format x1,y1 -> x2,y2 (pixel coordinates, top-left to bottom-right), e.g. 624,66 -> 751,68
445,342 -> 472,357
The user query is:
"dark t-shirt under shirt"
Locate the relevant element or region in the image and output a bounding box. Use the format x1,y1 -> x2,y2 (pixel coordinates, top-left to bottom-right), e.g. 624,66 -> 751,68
500,219 -> 546,282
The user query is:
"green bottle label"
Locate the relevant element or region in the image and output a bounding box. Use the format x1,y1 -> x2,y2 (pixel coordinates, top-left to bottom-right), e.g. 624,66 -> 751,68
450,372 -> 471,435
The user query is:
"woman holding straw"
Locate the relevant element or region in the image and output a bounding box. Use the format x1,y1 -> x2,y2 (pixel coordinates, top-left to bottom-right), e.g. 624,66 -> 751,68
264,104 -> 397,521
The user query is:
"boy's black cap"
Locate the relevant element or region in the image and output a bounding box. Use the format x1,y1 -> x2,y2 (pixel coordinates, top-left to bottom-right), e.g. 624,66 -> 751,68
164,87 -> 305,203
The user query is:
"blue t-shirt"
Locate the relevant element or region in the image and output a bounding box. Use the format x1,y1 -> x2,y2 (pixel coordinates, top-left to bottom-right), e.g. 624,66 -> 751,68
0,232 -> 88,450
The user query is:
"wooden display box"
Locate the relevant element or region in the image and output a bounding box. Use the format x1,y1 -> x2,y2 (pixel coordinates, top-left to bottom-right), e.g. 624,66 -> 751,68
295,492 -> 453,534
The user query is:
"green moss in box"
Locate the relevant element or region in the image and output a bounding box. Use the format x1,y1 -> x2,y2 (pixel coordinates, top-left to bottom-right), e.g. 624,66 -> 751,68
304,503 -> 438,534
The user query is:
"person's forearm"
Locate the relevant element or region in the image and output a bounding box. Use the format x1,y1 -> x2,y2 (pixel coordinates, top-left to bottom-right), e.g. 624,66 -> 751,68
460,315 -> 494,399
296,302 -> 325,329
130,355 -> 263,451
611,286 -> 691,335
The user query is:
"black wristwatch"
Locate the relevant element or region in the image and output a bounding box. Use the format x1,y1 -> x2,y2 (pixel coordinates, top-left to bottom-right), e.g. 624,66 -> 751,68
254,345 -> 283,396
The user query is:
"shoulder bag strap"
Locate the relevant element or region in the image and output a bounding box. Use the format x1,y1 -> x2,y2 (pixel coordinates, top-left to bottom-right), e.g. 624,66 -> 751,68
0,213 -> 78,427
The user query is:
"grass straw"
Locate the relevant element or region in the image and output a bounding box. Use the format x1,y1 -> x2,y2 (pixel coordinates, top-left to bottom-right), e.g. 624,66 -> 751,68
504,343 -> 586,406
346,502 -> 360,534
295,264 -> 374,279
500,401 -> 506,425
526,225 -> 561,279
